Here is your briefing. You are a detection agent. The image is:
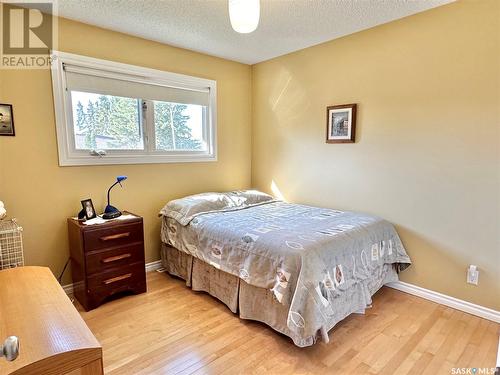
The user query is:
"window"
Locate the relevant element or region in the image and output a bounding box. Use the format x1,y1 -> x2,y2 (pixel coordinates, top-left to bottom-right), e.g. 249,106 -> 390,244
51,51 -> 217,166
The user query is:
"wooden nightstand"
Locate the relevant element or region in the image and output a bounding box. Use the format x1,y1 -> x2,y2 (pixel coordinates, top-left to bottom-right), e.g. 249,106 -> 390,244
68,212 -> 146,311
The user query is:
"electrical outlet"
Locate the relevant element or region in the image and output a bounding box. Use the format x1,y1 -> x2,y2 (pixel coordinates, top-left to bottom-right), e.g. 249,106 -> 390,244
467,265 -> 479,285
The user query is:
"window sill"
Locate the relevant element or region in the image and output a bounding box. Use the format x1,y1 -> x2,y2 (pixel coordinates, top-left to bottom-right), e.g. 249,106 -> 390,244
58,153 -> 217,166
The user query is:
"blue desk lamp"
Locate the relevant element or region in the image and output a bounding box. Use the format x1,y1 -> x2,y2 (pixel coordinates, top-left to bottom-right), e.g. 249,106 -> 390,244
103,176 -> 127,219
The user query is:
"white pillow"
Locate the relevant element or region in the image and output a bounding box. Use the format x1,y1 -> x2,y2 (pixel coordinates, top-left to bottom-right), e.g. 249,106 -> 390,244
160,190 -> 274,225
226,190 -> 275,206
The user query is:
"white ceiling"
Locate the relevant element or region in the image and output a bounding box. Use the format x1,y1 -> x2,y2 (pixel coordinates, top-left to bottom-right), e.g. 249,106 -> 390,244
57,0 -> 454,65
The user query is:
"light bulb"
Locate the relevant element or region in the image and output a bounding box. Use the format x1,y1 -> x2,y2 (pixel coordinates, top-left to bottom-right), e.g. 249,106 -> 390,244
228,0 -> 260,34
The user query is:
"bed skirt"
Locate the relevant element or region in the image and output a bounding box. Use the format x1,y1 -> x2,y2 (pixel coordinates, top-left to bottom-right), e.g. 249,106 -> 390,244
161,243 -> 399,347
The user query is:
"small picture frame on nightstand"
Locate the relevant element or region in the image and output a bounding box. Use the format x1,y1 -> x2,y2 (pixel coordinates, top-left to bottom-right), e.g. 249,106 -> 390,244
81,199 -> 97,220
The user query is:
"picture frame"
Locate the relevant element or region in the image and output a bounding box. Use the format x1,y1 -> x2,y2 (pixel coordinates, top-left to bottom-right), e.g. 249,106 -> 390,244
0,104 -> 15,136
81,199 -> 97,220
326,103 -> 356,143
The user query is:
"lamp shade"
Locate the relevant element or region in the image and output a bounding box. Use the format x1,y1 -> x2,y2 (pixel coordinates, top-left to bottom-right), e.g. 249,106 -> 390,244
117,175 -> 127,182
228,0 -> 260,34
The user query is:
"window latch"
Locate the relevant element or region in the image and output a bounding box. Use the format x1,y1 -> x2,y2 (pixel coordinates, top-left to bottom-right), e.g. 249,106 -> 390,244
90,150 -> 107,157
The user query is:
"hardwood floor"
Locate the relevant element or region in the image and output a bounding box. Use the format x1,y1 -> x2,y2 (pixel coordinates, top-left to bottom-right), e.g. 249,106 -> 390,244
77,271 -> 499,374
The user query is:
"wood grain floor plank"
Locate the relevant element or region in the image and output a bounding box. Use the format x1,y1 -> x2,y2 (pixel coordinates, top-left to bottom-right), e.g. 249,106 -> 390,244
74,271 -> 499,374
407,351 -> 434,375
375,305 -> 443,374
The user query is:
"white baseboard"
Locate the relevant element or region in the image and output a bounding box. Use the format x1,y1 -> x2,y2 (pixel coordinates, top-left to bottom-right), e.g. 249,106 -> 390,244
62,260 -> 162,296
145,260 -> 162,272
62,283 -> 74,295
386,281 -> 500,323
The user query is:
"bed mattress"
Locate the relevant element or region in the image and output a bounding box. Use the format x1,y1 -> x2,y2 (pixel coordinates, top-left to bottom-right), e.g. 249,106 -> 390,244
160,198 -> 411,347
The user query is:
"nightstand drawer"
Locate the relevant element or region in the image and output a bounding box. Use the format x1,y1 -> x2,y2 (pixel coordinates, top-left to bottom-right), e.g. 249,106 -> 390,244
87,262 -> 146,291
83,222 -> 143,251
86,245 -> 144,275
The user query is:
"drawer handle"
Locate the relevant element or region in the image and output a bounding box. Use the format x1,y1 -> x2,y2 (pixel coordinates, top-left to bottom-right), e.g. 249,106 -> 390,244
101,253 -> 132,263
100,232 -> 130,241
103,273 -> 132,285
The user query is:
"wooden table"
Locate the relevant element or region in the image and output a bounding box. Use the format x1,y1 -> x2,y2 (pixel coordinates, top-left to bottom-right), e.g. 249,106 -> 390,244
0,266 -> 103,375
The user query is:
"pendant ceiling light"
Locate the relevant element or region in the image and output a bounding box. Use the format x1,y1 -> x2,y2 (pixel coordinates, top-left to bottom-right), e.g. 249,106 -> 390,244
228,0 -> 260,34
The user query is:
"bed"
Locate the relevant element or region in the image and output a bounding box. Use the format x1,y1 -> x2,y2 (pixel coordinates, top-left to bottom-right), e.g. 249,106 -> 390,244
159,190 -> 411,347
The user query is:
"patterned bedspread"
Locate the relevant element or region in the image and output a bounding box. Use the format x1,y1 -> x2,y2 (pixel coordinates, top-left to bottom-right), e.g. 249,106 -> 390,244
161,200 -> 411,344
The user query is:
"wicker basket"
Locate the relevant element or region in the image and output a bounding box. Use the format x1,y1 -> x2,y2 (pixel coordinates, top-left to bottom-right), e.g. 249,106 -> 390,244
0,219 -> 24,269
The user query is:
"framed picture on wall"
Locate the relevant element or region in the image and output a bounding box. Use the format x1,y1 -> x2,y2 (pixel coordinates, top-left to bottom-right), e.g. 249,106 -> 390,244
326,103 -> 356,143
0,103 -> 15,136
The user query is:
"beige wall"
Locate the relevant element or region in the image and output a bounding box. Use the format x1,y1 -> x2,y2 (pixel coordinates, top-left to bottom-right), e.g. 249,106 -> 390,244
252,0 -> 499,309
0,18 -> 252,284
1,1 -> 498,311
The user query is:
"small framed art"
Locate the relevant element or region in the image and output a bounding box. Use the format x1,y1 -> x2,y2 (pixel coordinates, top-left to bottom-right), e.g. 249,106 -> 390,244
0,104 -> 15,136
326,103 -> 356,143
81,199 -> 97,220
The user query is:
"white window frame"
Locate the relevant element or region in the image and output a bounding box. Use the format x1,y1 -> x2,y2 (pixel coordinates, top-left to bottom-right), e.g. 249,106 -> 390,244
51,51 -> 217,166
